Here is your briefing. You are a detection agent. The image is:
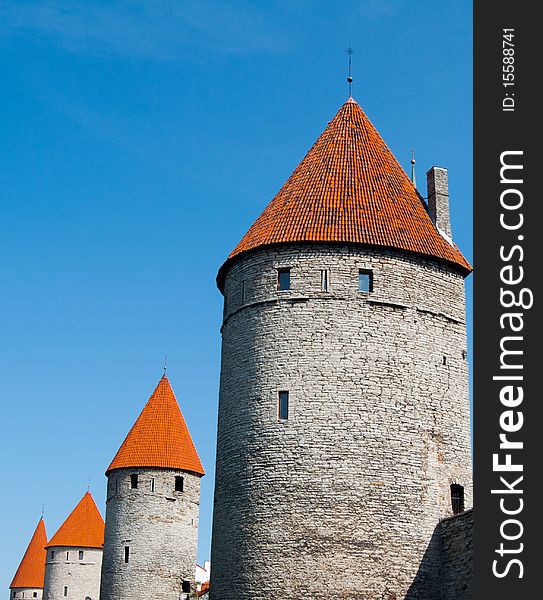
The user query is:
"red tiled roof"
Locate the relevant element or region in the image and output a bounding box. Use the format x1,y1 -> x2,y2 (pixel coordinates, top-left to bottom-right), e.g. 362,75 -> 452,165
218,97 -> 470,290
10,518 -> 47,589
46,492 -> 104,549
197,581 -> 210,597
106,376 -> 204,476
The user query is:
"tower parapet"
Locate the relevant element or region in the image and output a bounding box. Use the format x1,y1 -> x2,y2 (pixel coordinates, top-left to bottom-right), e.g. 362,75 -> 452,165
99,375 -> 204,600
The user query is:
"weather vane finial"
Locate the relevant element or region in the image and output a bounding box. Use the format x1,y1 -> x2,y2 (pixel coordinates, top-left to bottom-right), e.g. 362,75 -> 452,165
410,149 -> 417,187
346,45 -> 354,97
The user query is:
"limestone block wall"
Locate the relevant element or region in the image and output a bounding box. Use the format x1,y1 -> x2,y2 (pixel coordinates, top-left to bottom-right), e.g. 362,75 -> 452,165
100,468 -> 200,600
43,547 -> 102,600
439,509 -> 473,600
9,588 -> 43,599
211,244 -> 472,600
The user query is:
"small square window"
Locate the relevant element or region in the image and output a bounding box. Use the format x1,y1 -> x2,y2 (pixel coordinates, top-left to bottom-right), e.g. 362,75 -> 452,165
33,594 -> 38,598
79,550 -> 84,561
277,268 -> 291,291
124,546 -> 130,563
182,581 -> 191,593
321,269 -> 330,292
130,474 -> 138,489
358,270 -> 373,292
278,391 -> 289,420
175,476 -> 184,492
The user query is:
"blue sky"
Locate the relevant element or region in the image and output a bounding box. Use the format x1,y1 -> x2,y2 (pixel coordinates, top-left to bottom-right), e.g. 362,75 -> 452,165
0,0 -> 472,590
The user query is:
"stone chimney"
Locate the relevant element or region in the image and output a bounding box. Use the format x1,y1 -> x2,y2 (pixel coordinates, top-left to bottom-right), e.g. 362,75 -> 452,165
427,166 -> 452,238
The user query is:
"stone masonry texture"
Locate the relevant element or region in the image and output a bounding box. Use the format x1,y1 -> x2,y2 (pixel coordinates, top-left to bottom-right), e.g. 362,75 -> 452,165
43,547 -> 102,600
439,510 -> 473,600
100,468 -> 200,600
210,243 -> 472,599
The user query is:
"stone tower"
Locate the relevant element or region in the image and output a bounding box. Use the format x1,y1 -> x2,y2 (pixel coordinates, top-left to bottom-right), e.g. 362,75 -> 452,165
100,375 -> 205,600
211,98 -> 472,599
10,517 -> 47,599
43,491 -> 104,600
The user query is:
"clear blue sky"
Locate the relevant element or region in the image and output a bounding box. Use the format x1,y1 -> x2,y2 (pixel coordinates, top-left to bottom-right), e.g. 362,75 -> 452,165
0,0 -> 472,591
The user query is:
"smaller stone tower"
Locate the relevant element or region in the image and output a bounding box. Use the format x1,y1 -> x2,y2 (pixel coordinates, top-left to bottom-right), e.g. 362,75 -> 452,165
10,517 -> 47,599
100,375 -> 205,600
43,492 -> 104,600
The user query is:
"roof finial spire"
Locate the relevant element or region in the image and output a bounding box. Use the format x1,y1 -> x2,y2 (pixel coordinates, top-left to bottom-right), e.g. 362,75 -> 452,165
410,149 -> 417,187
163,354 -> 168,376
87,476 -> 91,492
41,504 -> 45,518
346,45 -> 354,98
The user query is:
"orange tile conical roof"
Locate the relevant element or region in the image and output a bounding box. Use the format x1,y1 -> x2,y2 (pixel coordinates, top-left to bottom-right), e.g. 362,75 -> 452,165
10,517 -> 47,590
218,97 -> 470,290
46,492 -> 104,549
106,375 -> 204,476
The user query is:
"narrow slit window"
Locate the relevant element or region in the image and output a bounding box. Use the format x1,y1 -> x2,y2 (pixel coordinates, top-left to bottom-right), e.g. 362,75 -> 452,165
151,478 -> 155,492
130,473 -> 138,489
79,550 -> 84,561
321,270 -> 330,292
51,550 -> 55,559
278,391 -> 289,420
451,484 -> 465,515
277,268 -> 291,291
124,546 -> 130,563
175,476 -> 184,492
358,270 -> 373,292
63,587 -> 68,597
66,551 -> 69,561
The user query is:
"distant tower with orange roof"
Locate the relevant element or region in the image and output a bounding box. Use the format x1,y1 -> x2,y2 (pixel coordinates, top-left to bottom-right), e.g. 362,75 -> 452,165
10,517 -> 47,599
211,97 -> 473,598
43,491 -> 104,600
99,375 -> 204,600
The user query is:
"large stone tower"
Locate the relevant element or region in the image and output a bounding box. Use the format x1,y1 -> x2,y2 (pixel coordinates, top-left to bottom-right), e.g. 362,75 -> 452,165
43,491 -> 104,600
100,375 -> 205,600
10,517 -> 47,599
210,98 -> 472,599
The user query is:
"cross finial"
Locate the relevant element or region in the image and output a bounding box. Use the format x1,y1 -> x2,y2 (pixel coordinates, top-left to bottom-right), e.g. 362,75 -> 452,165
410,149 -> 417,187
346,45 -> 354,97
163,354 -> 168,376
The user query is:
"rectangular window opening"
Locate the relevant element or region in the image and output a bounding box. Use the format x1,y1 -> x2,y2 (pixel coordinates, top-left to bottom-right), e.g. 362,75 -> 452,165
175,475 -> 184,492
451,484 -> 465,515
51,550 -> 55,559
124,546 -> 130,563
130,473 -> 138,489
358,270 -> 373,293
151,478 -> 155,492
182,581 -> 191,593
63,587 -> 68,597
66,552 -> 69,561
277,268 -> 291,291
278,391 -> 289,420
79,550 -> 84,561
321,269 -> 330,292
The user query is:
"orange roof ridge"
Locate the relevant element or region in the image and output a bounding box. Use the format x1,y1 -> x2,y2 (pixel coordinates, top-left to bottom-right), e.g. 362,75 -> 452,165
106,375 -> 204,476
46,492 -> 104,549
217,98 -> 470,290
10,517 -> 47,589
